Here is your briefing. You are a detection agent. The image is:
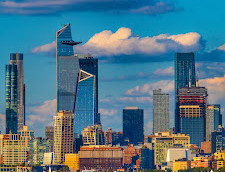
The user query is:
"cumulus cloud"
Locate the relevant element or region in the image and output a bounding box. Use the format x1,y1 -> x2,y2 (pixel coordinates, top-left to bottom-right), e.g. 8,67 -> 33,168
199,75 -> 225,103
153,66 -> 174,76
0,0 -> 178,15
99,108 -> 117,117
76,28 -> 204,58
26,99 -> 56,135
125,80 -> 174,96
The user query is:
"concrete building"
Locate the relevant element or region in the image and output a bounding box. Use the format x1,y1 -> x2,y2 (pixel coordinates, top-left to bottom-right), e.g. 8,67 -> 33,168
43,152 -> 53,165
81,124 -> 104,146
64,154 -> 79,171
78,145 -> 123,171
45,126 -> 54,152
3,134 -> 27,165
173,159 -> 191,172
123,107 -> 144,145
149,132 -> 190,166
53,111 -> 74,164
153,89 -> 170,134
18,125 -> 34,150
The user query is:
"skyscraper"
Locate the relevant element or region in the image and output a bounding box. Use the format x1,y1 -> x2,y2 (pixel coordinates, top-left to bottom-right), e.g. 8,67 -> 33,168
178,87 -> 208,146
175,53 -> 196,133
153,89 -> 170,134
123,107 -> 144,144
206,104 -> 221,141
74,54 -> 99,134
53,111 -> 74,164
5,53 -> 25,134
56,24 -> 81,112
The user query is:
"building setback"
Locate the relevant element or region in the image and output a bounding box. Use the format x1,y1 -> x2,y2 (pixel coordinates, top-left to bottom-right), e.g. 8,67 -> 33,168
123,107 -> 144,145
56,24 -> 80,112
53,111 -> 74,164
153,89 -> 170,134
175,53 -> 196,133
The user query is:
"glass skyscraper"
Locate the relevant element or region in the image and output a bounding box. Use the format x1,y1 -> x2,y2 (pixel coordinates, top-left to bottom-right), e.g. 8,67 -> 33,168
74,54 -> 99,134
123,107 -> 144,145
206,104 -> 221,141
178,87 -> 207,146
175,53 -> 196,133
153,89 -> 170,134
6,53 -> 25,134
56,24 -> 81,112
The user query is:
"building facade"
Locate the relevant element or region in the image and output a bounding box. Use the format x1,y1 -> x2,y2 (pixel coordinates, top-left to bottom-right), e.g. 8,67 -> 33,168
78,146 -> 123,171
53,111 -> 74,164
175,53 -> 196,133
153,89 -> 170,134
206,104 -> 221,141
3,134 -> 27,165
74,54 -> 99,134
123,107 -> 144,144
56,24 -> 81,112
45,126 -> 54,152
178,87 -> 208,146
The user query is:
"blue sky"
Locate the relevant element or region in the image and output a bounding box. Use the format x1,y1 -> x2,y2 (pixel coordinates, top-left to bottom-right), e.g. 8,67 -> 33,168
0,0 -> 225,137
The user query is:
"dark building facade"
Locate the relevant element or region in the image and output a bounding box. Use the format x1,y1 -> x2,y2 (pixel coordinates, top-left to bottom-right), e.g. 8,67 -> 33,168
178,87 -> 207,146
123,107 -> 144,144
211,127 -> 225,153
45,126 -> 54,152
175,53 -> 196,133
74,54 -> 100,134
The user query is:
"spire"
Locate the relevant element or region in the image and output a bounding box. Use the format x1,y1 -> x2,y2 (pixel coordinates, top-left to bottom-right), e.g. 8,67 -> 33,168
196,68 -> 199,87
189,68 -> 191,88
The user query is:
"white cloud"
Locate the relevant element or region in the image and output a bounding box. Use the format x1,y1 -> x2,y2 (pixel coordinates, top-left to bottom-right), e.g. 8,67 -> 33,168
27,99 -> 56,126
199,75 -> 225,103
76,28 -> 203,57
31,28 -> 204,59
31,41 -> 56,54
217,43 -> 225,51
153,66 -> 174,76
99,108 -> 117,117
125,80 -> 174,96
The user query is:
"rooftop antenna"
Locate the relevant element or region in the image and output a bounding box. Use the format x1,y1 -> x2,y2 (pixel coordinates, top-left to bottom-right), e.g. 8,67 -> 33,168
196,68 -> 199,87
189,68 -> 191,88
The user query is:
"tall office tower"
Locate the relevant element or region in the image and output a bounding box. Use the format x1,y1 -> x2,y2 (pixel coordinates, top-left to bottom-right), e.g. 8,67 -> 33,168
3,134 -> 27,165
175,53 -> 196,133
153,89 -> 170,134
53,111 -> 74,164
45,126 -> 54,152
6,53 -> 25,134
178,87 -> 208,146
56,24 -> 81,112
206,104 -> 221,141
74,54 -> 99,134
123,107 -> 144,145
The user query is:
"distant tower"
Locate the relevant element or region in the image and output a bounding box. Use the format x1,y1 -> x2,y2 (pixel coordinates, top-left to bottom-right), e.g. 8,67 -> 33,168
153,89 -> 170,134
6,53 -> 25,134
123,107 -> 144,144
53,111 -> 74,164
175,53 -> 196,133
56,24 -> 81,112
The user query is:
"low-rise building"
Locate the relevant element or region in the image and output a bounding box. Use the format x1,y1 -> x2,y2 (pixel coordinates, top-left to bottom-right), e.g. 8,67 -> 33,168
201,141 -> 212,154
191,157 -> 211,168
65,154 -> 79,171
173,159 -> 191,172
78,145 -> 123,171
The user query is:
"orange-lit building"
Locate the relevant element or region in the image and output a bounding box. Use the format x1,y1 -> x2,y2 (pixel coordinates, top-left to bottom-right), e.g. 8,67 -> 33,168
123,145 -> 140,165
201,141 -> 211,154
191,157 -> 211,168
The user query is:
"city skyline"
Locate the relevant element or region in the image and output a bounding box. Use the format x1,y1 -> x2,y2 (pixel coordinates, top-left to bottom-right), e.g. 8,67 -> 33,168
0,1 -> 225,137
